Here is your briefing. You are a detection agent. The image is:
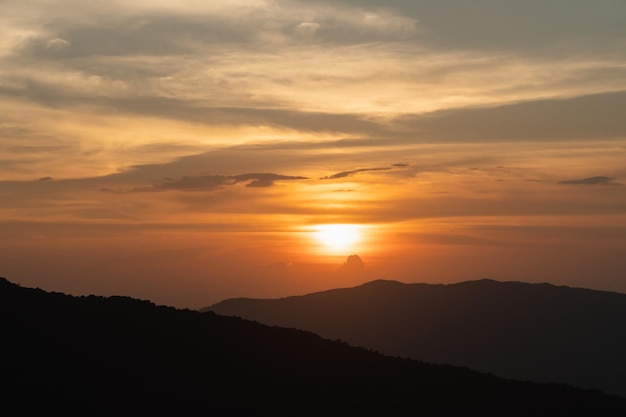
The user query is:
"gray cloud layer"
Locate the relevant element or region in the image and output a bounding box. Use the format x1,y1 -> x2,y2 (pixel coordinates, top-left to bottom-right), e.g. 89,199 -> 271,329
395,91 -> 626,142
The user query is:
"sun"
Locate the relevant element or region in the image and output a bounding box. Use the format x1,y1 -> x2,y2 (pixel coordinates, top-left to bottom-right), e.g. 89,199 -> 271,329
313,224 -> 362,253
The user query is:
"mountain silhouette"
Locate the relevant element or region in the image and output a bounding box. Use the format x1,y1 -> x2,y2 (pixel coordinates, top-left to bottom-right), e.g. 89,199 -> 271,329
3,276 -> 626,415
206,278 -> 626,398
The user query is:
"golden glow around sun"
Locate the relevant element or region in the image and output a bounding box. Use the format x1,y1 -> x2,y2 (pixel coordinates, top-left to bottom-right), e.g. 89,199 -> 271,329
313,224 -> 362,253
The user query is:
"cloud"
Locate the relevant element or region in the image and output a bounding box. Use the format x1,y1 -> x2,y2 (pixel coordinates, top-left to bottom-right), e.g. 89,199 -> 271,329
124,172 -> 308,192
394,91 -> 626,143
18,89 -> 620,151
294,22 -> 320,38
0,81 -> 388,135
559,176 -> 623,186
232,173 -> 309,188
322,167 -> 390,179
321,1 -> 626,55
2,0 -> 626,186
337,254 -> 365,275
3,0 -> 625,136
45,38 -> 71,52
10,2 -> 419,61
321,162 -> 412,179
145,175 -> 229,191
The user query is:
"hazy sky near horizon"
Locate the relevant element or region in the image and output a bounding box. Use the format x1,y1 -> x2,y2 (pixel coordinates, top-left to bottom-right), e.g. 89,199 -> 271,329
1,0 -> 625,308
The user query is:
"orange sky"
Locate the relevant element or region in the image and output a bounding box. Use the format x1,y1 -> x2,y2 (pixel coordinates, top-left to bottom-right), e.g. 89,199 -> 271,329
1,0 -> 625,308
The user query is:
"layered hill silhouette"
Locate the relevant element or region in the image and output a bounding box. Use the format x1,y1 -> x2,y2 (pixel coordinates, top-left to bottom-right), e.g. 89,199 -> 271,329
3,277 -> 626,415
206,279 -> 626,398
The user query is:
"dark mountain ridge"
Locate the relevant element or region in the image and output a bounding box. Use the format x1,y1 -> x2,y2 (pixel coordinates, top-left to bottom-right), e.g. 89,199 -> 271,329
206,278 -> 626,398
3,276 -> 626,415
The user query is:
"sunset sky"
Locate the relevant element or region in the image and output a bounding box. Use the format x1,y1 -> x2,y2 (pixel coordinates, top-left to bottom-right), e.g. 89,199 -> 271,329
1,0 -> 625,308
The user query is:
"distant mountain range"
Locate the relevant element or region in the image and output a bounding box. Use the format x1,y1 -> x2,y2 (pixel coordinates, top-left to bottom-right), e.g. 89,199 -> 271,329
2,276 -> 626,415
206,279 -> 626,398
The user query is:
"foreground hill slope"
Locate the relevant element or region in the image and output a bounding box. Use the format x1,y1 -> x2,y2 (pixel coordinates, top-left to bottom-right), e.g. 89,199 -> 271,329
207,279 -> 626,398
3,277 -> 626,416
0,279 -> 626,416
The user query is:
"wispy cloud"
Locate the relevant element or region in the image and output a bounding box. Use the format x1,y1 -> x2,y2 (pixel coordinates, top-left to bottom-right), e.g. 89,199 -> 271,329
321,163 -> 411,179
321,167 -> 390,180
559,176 -> 623,186
119,172 -> 309,192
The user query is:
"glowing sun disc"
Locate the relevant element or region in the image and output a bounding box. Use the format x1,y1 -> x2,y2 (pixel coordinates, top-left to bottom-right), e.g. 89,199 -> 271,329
314,224 -> 361,252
